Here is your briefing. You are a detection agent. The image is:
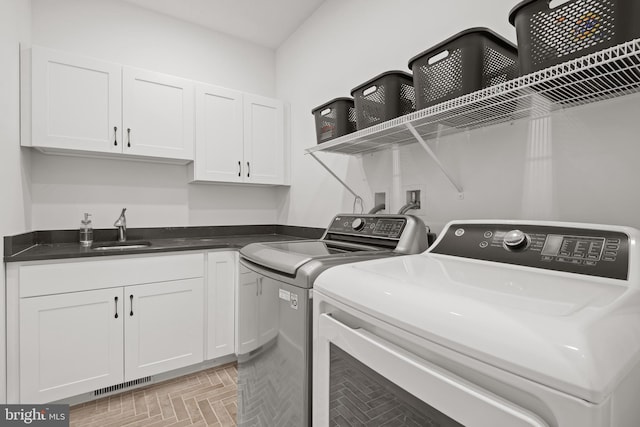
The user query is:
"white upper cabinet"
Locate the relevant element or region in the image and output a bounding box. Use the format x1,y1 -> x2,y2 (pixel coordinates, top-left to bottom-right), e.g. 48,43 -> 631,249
191,86 -> 288,185
25,47 -> 123,154
22,46 -> 288,178
22,46 -> 194,163
243,94 -> 285,185
192,84 -> 244,183
122,67 -> 194,161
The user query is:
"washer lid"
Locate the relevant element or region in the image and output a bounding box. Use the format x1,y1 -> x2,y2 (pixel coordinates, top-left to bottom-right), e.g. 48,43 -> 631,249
315,252 -> 639,404
240,240 -> 382,275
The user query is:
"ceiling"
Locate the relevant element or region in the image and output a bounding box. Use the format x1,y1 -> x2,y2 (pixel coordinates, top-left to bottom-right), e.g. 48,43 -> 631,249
121,0 -> 326,49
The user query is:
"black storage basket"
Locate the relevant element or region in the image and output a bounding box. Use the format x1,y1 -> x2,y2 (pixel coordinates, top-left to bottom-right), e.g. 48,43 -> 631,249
408,28 -> 519,110
509,0 -> 640,75
311,97 -> 357,143
350,71 -> 415,130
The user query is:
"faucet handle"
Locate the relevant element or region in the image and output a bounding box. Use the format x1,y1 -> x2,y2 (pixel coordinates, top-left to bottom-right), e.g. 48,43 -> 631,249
114,208 -> 127,227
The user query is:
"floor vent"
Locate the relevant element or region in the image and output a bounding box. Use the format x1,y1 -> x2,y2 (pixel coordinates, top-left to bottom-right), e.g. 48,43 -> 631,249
93,376 -> 152,396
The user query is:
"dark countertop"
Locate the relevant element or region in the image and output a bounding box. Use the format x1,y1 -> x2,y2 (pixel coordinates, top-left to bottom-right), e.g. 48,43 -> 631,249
4,224 -> 325,263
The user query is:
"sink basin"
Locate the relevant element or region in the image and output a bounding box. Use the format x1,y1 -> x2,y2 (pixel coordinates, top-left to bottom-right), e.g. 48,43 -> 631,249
91,240 -> 152,251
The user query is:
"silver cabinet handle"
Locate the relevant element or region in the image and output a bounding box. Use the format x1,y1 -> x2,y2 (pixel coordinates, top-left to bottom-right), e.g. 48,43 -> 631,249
129,294 -> 134,316
114,296 -> 119,319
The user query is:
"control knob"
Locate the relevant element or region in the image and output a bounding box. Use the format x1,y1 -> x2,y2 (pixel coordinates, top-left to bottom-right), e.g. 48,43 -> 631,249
503,229 -> 529,251
351,218 -> 366,231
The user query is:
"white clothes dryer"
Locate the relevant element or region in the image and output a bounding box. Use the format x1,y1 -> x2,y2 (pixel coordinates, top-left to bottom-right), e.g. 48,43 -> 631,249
313,220 -> 640,427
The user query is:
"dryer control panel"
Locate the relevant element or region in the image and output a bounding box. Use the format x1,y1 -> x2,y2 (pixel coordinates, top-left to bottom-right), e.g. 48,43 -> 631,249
430,223 -> 630,280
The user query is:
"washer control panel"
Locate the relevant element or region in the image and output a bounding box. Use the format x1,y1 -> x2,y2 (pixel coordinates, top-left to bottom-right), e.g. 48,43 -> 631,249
327,215 -> 407,239
431,223 -> 629,280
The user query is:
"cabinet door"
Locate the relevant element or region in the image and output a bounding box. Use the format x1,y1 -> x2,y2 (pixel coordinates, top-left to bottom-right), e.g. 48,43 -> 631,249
193,84 -> 244,182
258,276 -> 280,347
122,67 -> 194,161
206,251 -> 237,359
243,94 -> 285,185
20,288 -> 124,403
236,270 -> 260,355
29,46 -> 122,153
124,278 -> 203,380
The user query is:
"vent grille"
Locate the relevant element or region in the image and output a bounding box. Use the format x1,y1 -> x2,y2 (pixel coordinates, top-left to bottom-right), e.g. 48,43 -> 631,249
93,376 -> 152,397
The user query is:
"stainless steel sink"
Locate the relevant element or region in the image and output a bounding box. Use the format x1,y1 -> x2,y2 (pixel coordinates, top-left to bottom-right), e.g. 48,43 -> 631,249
91,240 -> 151,251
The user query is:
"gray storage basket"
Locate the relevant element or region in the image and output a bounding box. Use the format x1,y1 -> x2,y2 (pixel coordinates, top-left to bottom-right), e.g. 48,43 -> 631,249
350,71 -> 416,130
311,97 -> 357,143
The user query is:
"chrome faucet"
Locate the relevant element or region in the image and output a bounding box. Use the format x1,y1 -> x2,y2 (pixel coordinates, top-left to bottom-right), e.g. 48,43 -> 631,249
114,208 -> 127,242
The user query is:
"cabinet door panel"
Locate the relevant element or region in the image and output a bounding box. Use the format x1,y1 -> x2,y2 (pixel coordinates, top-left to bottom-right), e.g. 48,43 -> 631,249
122,67 -> 194,160
20,288 -> 124,403
194,85 -> 244,182
236,271 -> 259,355
124,278 -> 203,380
31,47 -> 122,153
243,94 -> 285,185
207,251 -> 237,359
258,277 -> 280,346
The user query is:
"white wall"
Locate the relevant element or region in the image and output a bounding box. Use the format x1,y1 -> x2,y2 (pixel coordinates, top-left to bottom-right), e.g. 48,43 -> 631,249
29,0 -> 283,229
1,0 -> 32,404
276,0 -> 519,228
276,0 -> 640,232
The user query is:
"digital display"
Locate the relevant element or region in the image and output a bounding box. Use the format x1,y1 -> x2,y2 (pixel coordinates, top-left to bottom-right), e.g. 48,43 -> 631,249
541,234 -> 605,260
373,219 -> 405,237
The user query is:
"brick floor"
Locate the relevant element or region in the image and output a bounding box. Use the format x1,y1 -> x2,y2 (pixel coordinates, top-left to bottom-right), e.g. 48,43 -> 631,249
69,363 -> 237,427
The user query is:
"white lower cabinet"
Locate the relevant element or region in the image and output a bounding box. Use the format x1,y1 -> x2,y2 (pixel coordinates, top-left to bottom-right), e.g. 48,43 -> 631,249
20,288 -> 125,403
258,276 -> 280,345
236,267 -> 260,355
9,253 -> 206,403
206,251 -> 237,359
124,278 -> 204,380
236,265 -> 280,355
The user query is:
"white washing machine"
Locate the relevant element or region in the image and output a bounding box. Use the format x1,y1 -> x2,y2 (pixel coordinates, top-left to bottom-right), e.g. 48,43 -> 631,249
313,220 -> 640,427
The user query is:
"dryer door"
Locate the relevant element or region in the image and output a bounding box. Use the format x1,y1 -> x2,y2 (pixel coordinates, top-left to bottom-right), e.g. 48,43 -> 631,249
314,313 -> 550,427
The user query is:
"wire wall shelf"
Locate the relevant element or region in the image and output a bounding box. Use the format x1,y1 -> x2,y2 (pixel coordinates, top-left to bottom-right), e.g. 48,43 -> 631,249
305,38 -> 640,157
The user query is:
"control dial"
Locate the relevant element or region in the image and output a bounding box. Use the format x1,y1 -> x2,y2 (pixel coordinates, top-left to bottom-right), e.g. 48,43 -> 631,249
503,229 -> 529,251
351,218 -> 366,231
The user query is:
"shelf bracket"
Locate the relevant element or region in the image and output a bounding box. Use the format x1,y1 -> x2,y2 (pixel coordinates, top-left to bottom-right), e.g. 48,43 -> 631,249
308,152 -> 364,205
405,122 -> 464,197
